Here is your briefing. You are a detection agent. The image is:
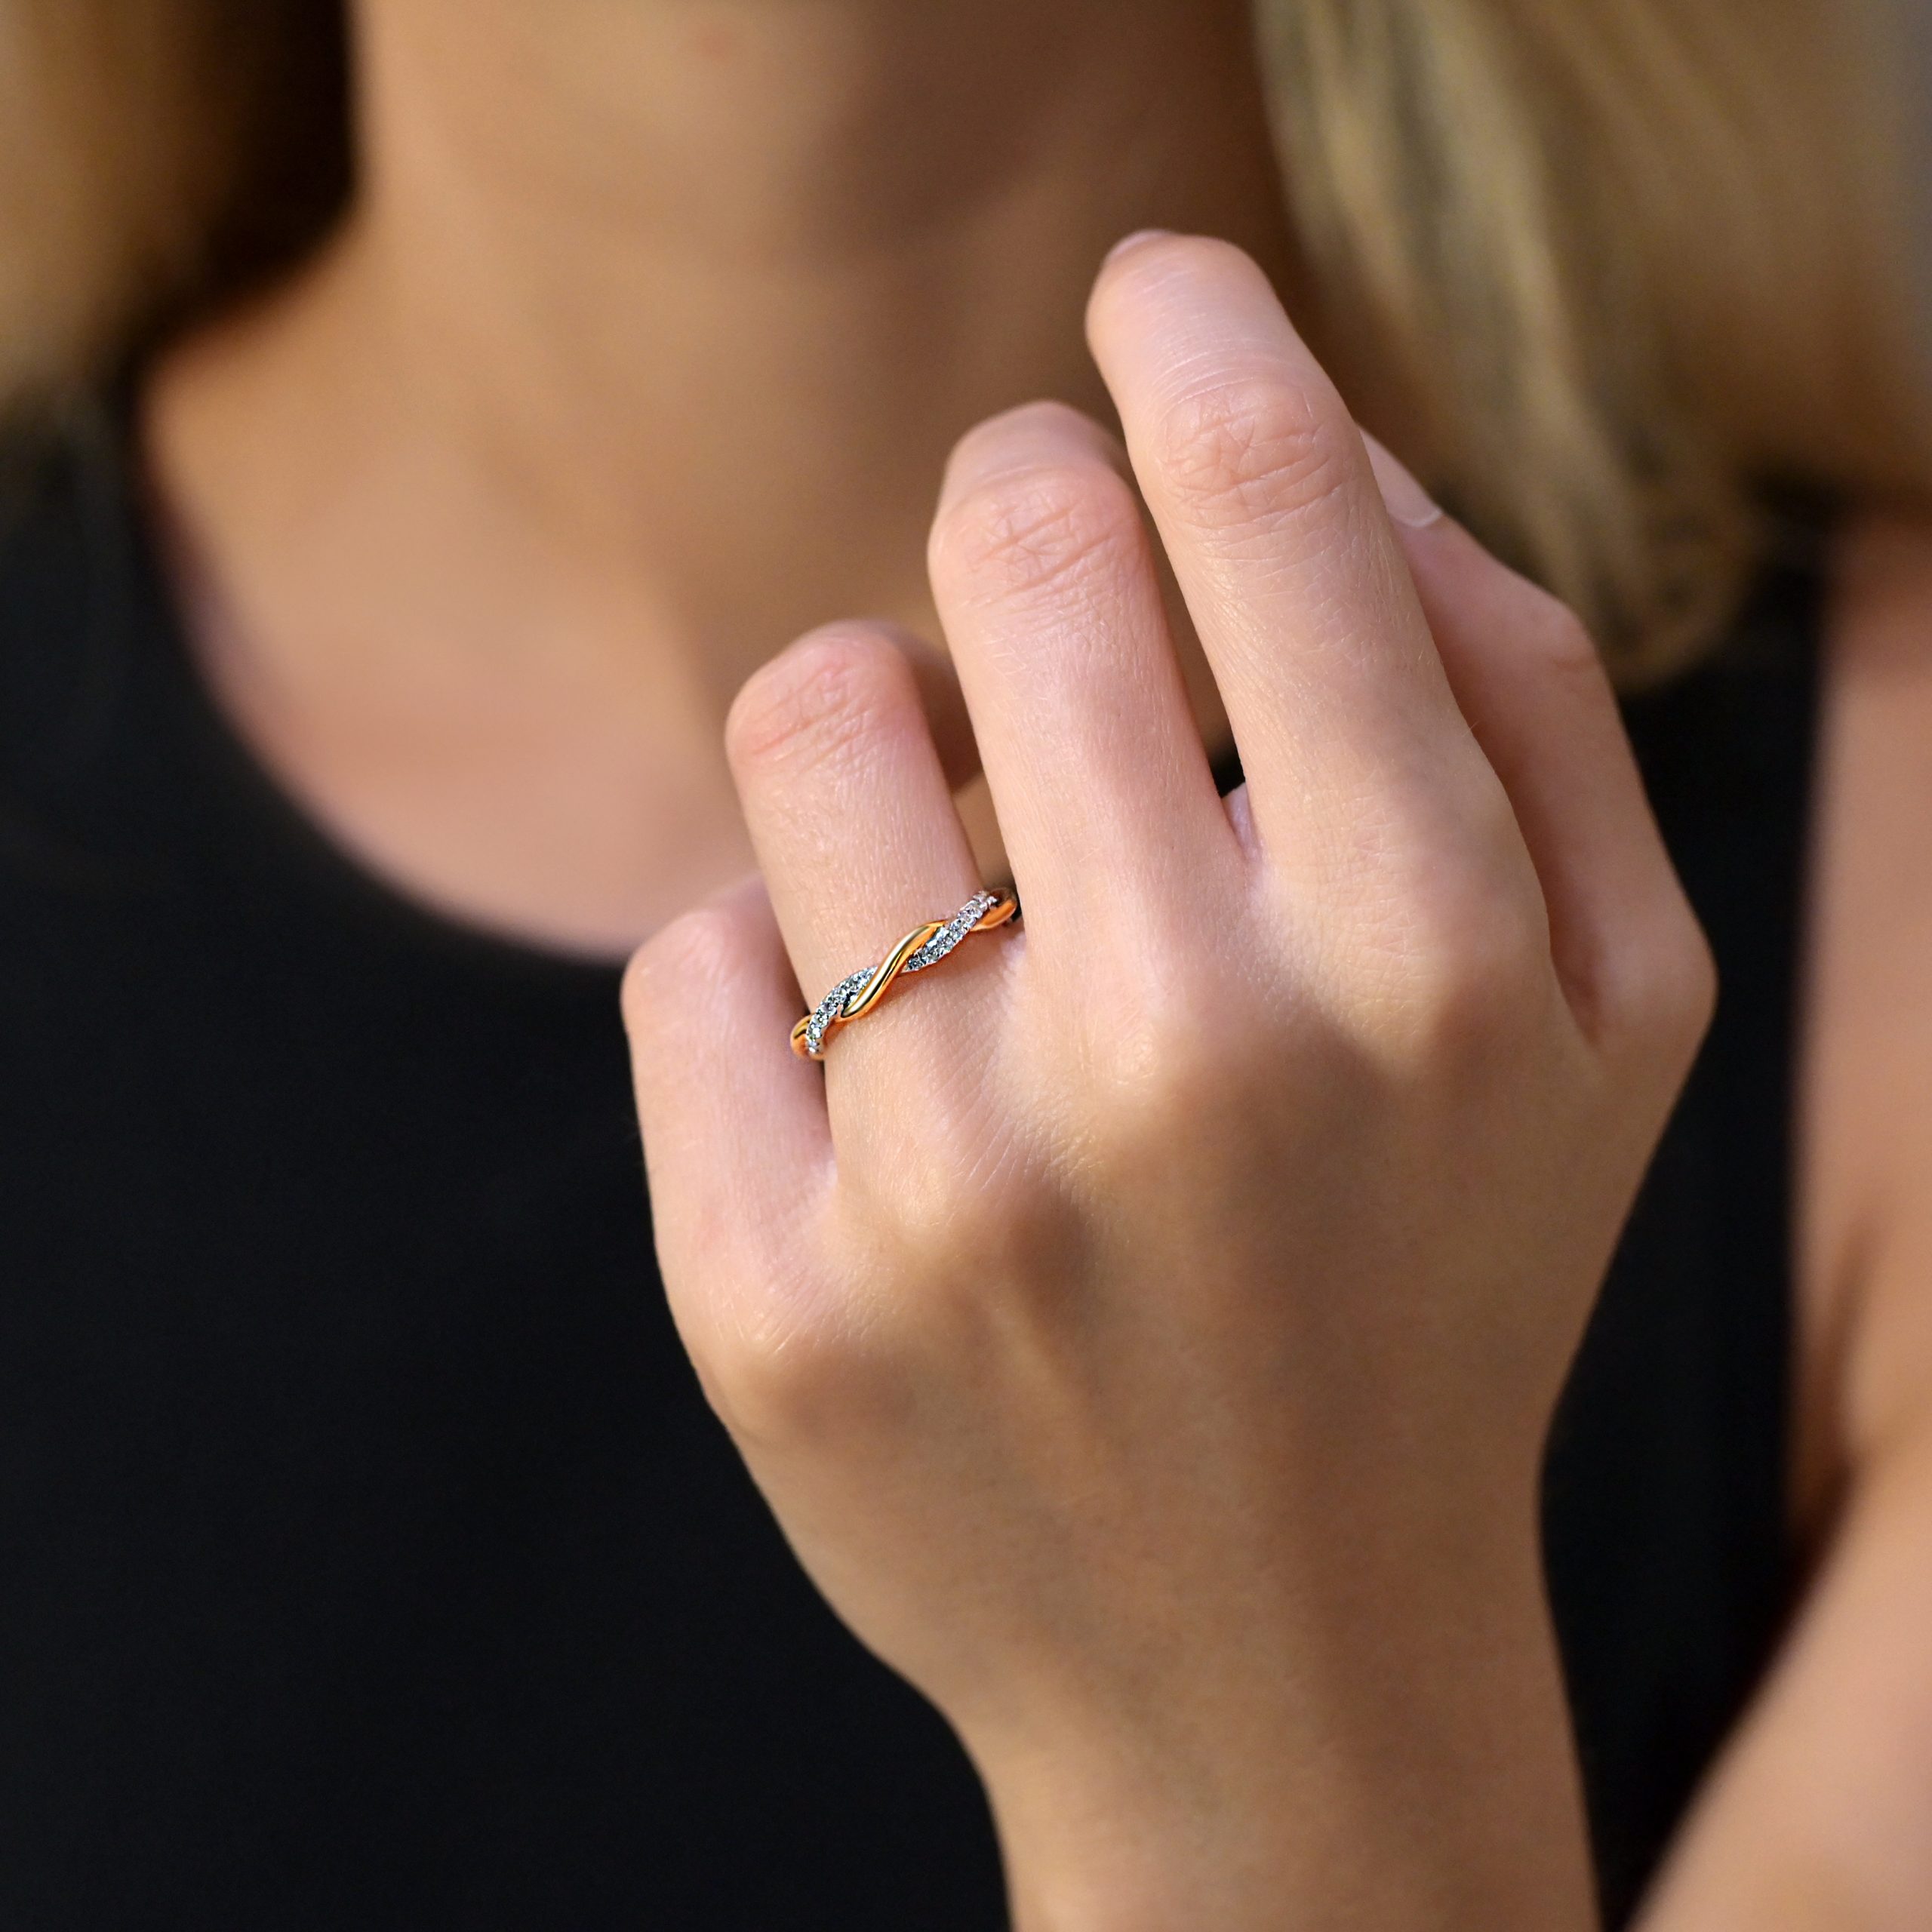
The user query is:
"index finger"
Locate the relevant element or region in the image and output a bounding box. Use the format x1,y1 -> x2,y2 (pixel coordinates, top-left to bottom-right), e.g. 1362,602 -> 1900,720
1085,233 -> 1499,872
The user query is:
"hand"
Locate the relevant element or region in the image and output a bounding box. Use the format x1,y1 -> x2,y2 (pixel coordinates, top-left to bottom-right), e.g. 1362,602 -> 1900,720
623,234 -> 1712,1930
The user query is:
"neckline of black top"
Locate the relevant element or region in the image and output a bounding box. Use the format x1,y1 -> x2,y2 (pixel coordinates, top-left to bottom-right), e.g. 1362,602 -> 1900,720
99,392 -> 629,1000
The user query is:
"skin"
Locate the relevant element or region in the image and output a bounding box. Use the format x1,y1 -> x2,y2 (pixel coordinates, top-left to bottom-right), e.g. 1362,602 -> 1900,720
142,0 -> 1932,1923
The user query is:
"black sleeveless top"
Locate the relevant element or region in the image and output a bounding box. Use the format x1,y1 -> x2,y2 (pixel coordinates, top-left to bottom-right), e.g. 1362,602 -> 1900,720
0,407 -> 1814,1929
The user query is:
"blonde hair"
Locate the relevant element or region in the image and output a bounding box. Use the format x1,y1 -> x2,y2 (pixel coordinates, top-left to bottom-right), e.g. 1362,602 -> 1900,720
1,0 -> 1927,679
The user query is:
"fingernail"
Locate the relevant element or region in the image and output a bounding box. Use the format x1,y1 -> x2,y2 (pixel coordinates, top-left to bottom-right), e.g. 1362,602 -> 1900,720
1103,228 -> 1174,268
1362,434 -> 1444,529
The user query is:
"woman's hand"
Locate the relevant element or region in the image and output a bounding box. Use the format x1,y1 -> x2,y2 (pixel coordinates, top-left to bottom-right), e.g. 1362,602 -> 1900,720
623,234 -> 1712,1930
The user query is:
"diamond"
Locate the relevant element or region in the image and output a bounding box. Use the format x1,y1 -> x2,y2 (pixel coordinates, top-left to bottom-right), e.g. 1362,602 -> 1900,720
902,891 -> 998,974
796,890 -> 1016,1058
803,967 -> 873,1057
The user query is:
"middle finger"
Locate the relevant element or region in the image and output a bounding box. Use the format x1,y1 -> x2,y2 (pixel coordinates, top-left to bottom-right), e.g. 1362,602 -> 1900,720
926,400 -> 1237,952
1085,232 -> 1503,875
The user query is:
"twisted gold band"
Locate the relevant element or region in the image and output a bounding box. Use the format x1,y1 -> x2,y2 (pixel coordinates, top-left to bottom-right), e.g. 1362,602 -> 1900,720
790,888 -> 1020,1060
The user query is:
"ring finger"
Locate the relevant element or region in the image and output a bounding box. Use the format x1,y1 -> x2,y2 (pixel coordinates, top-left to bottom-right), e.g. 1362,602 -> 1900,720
724,620 -> 1000,1103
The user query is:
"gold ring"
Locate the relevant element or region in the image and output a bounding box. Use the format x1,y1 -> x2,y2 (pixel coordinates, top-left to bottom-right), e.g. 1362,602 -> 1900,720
790,888 -> 1020,1059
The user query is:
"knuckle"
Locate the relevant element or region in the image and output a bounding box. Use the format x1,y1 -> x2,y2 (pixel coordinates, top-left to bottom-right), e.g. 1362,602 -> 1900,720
676,1206 -> 884,1455
700,1293 -> 864,1452
878,1135 -> 1025,1263
1150,374 -> 1350,534
861,1134 -> 980,1252
1604,897 -> 1718,1066
1677,913 -> 1720,1035
622,900 -> 745,1034
1383,884 -> 1552,1066
912,1186 -> 1063,1303
1512,584 -> 1604,678
1075,1029 -> 1266,1216
1104,1024 -> 1234,1141
626,892 -> 777,1051
1080,955 -> 1266,1146
724,626 -> 912,778
929,459 -> 1143,604
847,1120 -> 1087,1326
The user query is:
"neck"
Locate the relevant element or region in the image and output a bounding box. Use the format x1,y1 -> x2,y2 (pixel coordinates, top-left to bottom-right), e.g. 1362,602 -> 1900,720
350,0 -> 1292,663
146,0 -> 1297,950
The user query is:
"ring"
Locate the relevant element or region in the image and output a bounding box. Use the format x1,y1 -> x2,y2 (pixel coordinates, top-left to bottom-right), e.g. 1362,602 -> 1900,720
790,888 -> 1020,1059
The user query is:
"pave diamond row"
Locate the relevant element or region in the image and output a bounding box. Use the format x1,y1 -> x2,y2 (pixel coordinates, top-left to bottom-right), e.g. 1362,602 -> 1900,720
900,891 -> 1000,976
803,967 -> 875,1058
798,890 -> 1009,1058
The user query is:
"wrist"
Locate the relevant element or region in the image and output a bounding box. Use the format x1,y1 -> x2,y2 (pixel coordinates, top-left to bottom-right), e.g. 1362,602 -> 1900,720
972,1543 -> 1597,1932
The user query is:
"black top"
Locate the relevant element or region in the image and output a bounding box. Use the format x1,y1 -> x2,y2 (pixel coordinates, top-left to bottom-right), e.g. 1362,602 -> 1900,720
0,405 -> 1816,1930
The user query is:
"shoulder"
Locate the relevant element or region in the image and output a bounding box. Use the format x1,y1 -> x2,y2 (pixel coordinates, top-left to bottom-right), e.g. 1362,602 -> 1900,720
1797,509 -> 1932,1526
